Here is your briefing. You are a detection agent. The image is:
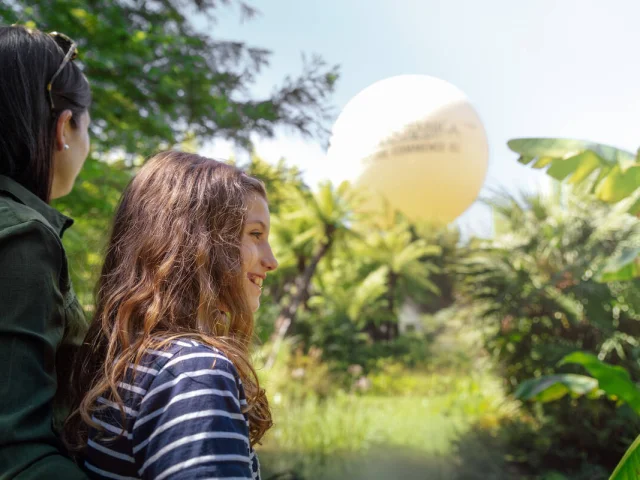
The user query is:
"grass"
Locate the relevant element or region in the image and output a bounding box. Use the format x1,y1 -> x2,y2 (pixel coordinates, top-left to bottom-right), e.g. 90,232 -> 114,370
256,370 -> 515,479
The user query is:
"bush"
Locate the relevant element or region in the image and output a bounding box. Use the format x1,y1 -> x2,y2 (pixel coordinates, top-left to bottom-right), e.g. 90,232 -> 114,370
456,417 -> 614,480
293,310 -> 434,374
459,193 -> 640,476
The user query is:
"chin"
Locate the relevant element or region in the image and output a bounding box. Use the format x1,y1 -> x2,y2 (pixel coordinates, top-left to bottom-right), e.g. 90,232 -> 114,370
50,183 -> 73,200
251,300 -> 260,312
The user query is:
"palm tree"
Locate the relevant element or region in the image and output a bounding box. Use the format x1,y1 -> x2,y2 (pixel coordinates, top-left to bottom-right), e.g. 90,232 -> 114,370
355,222 -> 442,340
301,253 -> 390,362
266,181 -> 359,365
459,189 -> 640,387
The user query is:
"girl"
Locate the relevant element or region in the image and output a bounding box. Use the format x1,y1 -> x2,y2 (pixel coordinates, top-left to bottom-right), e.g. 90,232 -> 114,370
65,151 -> 278,479
0,25 -> 92,478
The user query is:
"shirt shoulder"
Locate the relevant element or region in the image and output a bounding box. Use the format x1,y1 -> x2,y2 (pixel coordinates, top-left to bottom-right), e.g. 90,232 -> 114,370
0,206 -> 66,292
129,339 -> 254,478
125,338 -> 245,403
0,193 -> 58,237
148,338 -> 241,378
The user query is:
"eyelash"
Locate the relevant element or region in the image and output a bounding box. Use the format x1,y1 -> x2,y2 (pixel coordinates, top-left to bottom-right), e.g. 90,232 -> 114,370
250,231 -> 262,239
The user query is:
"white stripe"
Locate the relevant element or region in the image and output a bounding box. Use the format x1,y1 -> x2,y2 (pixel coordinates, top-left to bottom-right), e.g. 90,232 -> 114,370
118,382 -> 147,396
97,397 -> 139,417
146,349 -> 173,358
252,452 -> 260,480
141,369 -> 236,405
140,432 -> 249,473
133,388 -> 239,429
133,409 -> 246,454
128,363 -> 158,376
87,439 -> 135,463
175,340 -> 193,347
160,352 -> 232,372
191,340 -> 199,346
154,454 -> 250,480
84,461 -> 138,480
91,415 -> 133,440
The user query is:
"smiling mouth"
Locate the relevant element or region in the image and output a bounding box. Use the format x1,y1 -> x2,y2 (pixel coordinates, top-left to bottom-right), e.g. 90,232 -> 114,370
248,274 -> 263,290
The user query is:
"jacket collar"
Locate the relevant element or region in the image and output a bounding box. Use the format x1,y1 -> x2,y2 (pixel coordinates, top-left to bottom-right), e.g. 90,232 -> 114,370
0,175 -> 73,236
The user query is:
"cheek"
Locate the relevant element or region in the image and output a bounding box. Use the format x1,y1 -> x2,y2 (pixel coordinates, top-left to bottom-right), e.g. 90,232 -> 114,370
240,241 -> 258,272
81,129 -> 91,158
69,128 -> 90,174
83,133 -> 90,156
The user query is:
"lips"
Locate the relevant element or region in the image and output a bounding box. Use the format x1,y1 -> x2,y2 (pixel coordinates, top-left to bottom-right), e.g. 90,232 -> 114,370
247,273 -> 264,290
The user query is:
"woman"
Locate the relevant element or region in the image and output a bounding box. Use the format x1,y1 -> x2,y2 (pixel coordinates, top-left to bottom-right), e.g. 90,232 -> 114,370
64,151 -> 278,479
0,25 -> 92,478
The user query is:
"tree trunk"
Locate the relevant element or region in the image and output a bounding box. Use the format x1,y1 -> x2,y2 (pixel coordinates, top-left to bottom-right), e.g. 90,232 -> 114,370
386,271 -> 398,340
266,234 -> 334,368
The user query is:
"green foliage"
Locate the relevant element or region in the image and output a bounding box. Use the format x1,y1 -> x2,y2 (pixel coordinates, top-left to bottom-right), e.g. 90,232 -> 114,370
516,352 -> 640,411
509,137 -> 640,280
453,412 -> 613,480
508,138 -> 640,207
516,353 -> 640,480
560,352 -> 640,413
241,155 -> 307,216
609,434 -> 640,480
2,0 -> 339,156
515,374 -> 599,403
367,365 -> 500,399
53,158 -> 132,309
257,341 -> 512,480
0,0 -> 340,313
356,221 -> 442,303
598,247 -> 640,282
460,191 -> 640,389
460,190 -> 640,477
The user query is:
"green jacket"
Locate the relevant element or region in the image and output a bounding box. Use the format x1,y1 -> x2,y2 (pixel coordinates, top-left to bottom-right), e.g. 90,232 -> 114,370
0,176 -> 88,479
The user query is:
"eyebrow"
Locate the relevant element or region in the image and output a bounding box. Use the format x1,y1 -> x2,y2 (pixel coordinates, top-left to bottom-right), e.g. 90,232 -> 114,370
246,220 -> 267,230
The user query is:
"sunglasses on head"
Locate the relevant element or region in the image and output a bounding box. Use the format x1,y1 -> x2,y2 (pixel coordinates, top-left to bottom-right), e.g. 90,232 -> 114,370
47,31 -> 78,110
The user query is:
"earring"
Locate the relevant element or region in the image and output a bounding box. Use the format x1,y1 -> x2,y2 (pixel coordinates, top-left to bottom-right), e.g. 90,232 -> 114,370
64,144 -> 70,150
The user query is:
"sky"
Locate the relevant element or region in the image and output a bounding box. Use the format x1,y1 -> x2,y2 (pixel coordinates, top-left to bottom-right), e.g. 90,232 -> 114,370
201,0 -> 640,236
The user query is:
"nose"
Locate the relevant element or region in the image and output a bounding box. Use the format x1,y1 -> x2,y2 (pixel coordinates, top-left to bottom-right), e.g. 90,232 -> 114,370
262,245 -> 278,272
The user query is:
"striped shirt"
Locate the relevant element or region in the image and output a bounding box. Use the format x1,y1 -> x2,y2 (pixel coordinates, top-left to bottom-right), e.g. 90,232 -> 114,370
83,339 -> 261,480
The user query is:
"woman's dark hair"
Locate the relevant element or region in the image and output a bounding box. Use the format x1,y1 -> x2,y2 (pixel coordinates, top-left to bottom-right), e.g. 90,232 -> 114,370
0,25 -> 91,202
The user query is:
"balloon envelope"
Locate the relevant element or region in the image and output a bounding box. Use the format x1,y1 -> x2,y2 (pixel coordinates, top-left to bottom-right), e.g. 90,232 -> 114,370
326,75 -> 489,225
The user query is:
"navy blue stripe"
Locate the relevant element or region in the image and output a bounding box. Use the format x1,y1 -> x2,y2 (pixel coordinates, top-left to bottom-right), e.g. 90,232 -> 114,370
84,340 -> 260,479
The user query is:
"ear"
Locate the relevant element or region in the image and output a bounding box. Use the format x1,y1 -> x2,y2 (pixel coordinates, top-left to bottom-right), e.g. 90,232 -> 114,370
54,110 -> 74,152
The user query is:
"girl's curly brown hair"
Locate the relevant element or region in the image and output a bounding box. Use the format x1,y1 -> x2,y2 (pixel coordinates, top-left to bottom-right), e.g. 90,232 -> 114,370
64,151 -> 272,452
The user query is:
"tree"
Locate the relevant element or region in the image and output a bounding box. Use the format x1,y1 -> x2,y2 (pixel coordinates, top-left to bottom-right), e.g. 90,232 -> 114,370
459,189 -> 640,475
241,155 -> 308,217
266,181 -> 359,366
276,181 -> 359,331
52,158 -> 132,309
461,190 -> 640,386
241,155 -> 312,339
2,0 -> 339,158
509,138 -> 640,280
355,222 -> 441,340
299,254 -> 389,365
1,1 -> 340,311
510,138 -> 640,478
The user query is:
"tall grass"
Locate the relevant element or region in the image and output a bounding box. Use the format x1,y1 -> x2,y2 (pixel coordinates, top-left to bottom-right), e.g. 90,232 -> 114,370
255,349 -> 515,479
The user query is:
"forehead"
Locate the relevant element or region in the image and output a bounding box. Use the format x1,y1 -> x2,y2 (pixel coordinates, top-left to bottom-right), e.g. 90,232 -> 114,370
245,194 -> 269,221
